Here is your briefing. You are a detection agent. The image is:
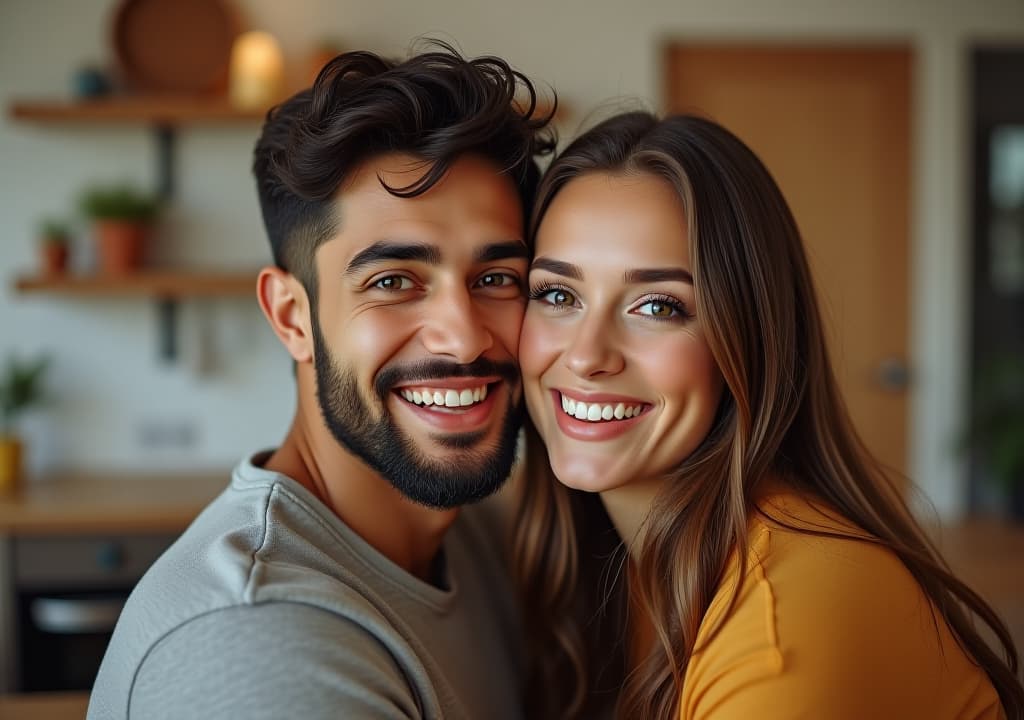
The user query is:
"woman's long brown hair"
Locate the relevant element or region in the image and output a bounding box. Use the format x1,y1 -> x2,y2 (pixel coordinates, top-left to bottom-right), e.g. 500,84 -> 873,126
511,112 -> 1024,719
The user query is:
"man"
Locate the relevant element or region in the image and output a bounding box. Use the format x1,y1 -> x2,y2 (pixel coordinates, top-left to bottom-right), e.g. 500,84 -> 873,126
88,45 -> 555,720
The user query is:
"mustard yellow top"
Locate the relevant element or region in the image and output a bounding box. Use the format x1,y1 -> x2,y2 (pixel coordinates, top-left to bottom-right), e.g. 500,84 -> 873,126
678,491 -> 1005,720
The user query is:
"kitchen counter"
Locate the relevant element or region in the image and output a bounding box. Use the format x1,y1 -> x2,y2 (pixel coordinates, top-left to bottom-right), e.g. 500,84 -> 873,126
0,690 -> 89,719
0,471 -> 227,535
0,472 -> 227,707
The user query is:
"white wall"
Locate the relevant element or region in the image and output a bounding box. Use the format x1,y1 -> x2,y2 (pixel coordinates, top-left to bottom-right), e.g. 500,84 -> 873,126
2,0 -> 1022,517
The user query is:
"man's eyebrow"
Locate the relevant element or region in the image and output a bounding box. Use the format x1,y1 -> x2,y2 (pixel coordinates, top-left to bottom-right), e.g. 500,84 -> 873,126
344,241 -> 442,276
475,241 -> 529,264
623,267 -> 693,284
529,257 -> 583,280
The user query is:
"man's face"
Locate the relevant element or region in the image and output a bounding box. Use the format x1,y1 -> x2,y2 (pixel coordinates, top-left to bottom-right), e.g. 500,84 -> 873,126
311,153 -> 527,509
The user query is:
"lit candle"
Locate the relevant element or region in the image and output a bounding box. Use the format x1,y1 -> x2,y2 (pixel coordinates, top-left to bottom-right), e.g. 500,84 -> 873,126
229,31 -> 284,110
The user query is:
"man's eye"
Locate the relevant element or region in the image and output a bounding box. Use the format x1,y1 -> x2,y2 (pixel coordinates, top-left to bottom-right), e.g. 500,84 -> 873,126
374,276 -> 414,291
477,273 -> 517,288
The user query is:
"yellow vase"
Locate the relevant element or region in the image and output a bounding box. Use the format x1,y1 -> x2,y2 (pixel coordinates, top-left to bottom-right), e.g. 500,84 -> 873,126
0,435 -> 23,494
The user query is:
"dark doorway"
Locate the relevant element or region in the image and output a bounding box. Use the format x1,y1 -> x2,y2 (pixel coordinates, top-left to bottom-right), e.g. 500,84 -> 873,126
968,47 -> 1024,518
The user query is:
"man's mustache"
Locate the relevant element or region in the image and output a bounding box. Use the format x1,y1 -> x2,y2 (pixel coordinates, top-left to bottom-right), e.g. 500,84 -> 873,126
374,358 -> 520,400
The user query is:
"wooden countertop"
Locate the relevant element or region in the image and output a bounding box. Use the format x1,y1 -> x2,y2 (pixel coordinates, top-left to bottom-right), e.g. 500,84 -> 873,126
0,690 -> 89,718
0,472 -> 226,535
930,515 -> 1024,600
0,691 -> 89,719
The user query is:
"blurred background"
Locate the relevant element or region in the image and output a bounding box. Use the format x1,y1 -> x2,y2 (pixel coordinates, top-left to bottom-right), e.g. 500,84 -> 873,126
0,0 -> 1022,711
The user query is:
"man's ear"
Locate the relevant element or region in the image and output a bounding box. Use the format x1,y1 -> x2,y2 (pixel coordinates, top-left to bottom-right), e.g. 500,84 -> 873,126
257,267 -> 313,363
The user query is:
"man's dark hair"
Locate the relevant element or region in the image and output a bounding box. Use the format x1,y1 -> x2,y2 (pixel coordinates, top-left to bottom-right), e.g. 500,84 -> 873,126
252,41 -> 557,295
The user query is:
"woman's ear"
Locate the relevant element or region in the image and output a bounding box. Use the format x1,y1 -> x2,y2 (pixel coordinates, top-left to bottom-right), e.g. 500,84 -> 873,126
257,266 -> 313,363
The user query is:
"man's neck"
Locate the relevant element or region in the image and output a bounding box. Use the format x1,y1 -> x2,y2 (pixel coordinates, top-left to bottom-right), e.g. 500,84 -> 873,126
263,407 -> 458,583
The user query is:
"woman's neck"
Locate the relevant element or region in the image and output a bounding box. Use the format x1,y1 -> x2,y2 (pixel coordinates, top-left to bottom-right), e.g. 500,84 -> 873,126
599,476 -> 665,560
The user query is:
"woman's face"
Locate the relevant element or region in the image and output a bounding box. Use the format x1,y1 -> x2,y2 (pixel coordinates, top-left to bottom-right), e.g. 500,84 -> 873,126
520,172 -> 724,493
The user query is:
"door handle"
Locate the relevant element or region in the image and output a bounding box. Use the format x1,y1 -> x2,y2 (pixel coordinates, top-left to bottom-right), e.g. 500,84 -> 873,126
875,357 -> 911,392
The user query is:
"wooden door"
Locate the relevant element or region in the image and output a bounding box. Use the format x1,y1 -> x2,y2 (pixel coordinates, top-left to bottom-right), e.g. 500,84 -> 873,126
665,44 -> 912,476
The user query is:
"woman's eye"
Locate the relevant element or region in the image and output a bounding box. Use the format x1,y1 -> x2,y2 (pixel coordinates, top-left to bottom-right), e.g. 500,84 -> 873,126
535,287 -> 577,307
374,275 -> 414,291
636,299 -> 685,319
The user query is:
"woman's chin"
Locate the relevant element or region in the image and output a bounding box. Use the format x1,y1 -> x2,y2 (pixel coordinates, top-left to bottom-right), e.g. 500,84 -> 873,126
548,455 -> 634,494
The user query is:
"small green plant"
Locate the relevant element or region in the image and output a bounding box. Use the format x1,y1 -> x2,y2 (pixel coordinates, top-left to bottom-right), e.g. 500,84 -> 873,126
966,352 -> 1024,495
0,354 -> 50,437
79,183 -> 159,222
38,218 -> 71,245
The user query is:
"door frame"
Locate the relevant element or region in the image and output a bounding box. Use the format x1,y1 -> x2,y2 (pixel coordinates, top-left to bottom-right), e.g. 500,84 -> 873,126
657,34 -> 966,520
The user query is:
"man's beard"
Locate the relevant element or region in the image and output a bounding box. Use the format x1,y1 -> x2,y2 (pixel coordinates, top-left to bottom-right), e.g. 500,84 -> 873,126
311,318 -> 523,509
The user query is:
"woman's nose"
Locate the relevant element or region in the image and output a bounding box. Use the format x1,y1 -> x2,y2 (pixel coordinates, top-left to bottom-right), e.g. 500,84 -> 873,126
562,315 -> 624,379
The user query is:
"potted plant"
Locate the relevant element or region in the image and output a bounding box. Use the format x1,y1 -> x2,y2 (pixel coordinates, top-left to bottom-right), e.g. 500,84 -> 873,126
79,183 -> 160,274
966,352 -> 1024,521
0,354 -> 50,494
38,218 -> 72,275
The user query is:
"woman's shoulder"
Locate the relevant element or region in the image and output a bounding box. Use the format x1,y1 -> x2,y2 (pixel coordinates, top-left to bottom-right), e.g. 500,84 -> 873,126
679,489 -> 1002,719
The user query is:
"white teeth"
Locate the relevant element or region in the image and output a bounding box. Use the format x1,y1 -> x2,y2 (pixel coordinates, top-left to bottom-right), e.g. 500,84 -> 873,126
398,384 -> 490,409
560,394 -> 643,423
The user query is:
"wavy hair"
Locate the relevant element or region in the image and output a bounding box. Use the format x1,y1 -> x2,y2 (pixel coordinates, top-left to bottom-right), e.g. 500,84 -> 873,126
252,41 -> 557,297
511,112 -> 1023,719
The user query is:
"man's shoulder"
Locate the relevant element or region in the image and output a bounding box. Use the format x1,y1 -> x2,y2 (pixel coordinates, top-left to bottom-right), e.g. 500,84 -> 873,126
89,465 -> 429,719
89,601 -> 426,720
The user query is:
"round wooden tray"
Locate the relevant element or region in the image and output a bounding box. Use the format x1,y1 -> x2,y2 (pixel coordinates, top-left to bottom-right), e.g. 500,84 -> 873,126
112,0 -> 240,94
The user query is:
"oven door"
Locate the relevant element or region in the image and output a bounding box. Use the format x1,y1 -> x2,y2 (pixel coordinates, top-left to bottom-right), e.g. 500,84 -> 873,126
6,533 -> 176,692
19,592 -> 127,691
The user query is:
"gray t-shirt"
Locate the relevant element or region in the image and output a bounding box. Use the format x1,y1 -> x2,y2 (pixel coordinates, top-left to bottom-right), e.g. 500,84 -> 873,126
87,453 -> 525,720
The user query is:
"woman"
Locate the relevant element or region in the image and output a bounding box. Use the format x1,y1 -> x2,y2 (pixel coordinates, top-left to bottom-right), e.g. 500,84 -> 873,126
512,112 -> 1024,719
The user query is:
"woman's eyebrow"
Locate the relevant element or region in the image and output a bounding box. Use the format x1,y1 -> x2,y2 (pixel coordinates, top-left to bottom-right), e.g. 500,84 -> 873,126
624,267 -> 693,284
530,257 -> 583,279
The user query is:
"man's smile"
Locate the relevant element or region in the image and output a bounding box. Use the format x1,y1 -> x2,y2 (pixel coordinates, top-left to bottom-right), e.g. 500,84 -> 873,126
398,382 -> 491,408
390,379 -> 507,433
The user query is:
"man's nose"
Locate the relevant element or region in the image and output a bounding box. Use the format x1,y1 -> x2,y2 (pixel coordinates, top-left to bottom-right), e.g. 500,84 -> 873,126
420,287 -> 494,363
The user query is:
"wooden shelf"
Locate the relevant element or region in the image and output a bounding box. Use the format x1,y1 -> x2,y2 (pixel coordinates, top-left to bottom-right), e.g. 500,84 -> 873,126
9,97 -> 267,125
10,96 -> 266,198
14,271 -> 256,299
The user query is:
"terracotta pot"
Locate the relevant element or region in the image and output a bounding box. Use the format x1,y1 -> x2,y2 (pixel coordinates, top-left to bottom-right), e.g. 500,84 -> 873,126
96,220 -> 147,274
41,241 -> 70,275
0,435 -> 23,495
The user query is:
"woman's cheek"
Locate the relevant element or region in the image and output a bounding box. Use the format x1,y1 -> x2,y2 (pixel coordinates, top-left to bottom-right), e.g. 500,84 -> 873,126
518,312 -> 562,380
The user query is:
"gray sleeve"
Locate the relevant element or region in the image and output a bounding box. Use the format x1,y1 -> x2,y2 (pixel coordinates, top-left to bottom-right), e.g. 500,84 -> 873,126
127,602 -> 421,720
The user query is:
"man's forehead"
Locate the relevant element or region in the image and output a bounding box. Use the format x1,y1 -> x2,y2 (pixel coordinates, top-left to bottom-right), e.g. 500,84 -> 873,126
339,151 -> 516,200
325,153 -> 526,266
